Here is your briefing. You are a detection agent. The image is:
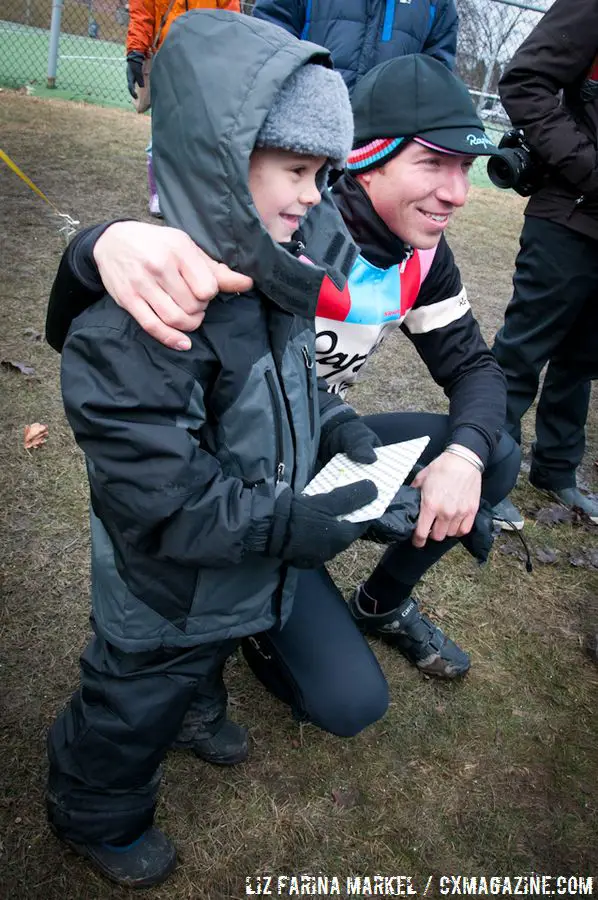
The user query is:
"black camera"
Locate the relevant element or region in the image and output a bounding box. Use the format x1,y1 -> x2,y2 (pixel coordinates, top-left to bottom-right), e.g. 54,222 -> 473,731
487,129 -> 546,197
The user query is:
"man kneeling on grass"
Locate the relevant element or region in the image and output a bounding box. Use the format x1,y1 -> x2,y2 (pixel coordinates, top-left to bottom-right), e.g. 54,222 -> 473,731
47,56 -> 520,712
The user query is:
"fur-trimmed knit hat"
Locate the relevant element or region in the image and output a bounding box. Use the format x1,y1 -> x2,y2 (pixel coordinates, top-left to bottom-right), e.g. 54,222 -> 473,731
255,63 -> 354,168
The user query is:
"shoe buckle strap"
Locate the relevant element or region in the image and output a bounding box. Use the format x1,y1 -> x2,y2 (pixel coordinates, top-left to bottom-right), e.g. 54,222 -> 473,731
427,628 -> 445,654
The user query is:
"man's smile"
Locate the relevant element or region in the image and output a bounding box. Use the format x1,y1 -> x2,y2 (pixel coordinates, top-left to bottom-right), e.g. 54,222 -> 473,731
419,209 -> 451,224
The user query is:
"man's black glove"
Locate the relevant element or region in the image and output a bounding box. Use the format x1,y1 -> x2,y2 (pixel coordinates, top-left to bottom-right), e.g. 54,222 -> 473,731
363,485 -> 421,545
319,409 -> 381,465
268,480 -> 378,569
126,51 -> 145,99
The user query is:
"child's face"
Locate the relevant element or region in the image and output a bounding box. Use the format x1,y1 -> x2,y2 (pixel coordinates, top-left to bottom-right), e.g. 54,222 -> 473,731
249,148 -> 326,242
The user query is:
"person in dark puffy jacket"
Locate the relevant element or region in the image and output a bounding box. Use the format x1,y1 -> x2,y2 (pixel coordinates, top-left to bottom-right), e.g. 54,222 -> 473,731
252,0 -> 458,89
45,12 -> 383,887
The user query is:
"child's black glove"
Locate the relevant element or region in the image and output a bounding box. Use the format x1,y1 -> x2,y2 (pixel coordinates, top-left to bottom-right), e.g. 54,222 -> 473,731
319,410 -> 381,465
364,492 -> 498,562
126,51 -> 145,99
268,480 -> 378,569
363,485 -> 421,544
460,499 -> 496,565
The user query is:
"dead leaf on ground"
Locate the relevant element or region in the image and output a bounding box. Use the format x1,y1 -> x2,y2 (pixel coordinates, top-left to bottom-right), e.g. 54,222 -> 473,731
23,328 -> 43,341
1,359 -> 36,376
535,547 -> 559,565
568,550 -> 598,570
534,506 -> 574,526
331,787 -> 360,809
23,423 -> 49,450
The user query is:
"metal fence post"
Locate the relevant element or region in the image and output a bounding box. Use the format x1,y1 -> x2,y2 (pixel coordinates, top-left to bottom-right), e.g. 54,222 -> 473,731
476,48 -> 499,115
47,0 -> 64,89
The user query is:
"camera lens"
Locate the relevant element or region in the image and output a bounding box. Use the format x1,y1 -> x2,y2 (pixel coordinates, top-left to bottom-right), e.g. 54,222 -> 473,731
487,149 -> 523,189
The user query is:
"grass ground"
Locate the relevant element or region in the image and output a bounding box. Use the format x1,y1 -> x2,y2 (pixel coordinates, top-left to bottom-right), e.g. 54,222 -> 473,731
1,92 -> 597,899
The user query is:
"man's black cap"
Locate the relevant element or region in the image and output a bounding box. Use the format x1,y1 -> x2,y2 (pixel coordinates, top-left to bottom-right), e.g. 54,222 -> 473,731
351,54 -> 501,160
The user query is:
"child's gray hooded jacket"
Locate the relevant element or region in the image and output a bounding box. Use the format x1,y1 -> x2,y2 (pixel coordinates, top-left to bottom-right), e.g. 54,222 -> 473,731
60,10 -> 356,652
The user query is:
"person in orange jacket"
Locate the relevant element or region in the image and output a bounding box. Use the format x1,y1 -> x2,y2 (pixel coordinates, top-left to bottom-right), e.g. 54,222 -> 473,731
126,0 -> 242,216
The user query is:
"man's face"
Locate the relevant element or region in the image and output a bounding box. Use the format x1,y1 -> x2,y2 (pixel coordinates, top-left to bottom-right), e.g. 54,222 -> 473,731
249,148 -> 326,242
357,142 -> 475,249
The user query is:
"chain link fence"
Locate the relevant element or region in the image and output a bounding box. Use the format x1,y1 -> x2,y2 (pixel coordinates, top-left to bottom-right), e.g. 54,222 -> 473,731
1,0 -> 131,106
455,0 -> 550,129
0,0 -> 550,114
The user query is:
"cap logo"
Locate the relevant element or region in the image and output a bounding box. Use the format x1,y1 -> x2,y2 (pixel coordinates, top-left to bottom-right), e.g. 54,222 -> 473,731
466,133 -> 494,149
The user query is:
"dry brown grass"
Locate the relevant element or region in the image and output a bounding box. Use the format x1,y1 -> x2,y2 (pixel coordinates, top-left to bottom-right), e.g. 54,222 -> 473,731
1,93 -> 597,899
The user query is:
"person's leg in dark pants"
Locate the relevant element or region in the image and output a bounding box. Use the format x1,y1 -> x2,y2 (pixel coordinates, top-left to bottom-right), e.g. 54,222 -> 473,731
492,217 -> 597,448
530,286 -> 598,484
349,412 -> 520,677
532,359 -> 592,491
171,655 -> 249,766
530,290 -> 598,521
47,634 -> 237,884
242,567 -> 389,737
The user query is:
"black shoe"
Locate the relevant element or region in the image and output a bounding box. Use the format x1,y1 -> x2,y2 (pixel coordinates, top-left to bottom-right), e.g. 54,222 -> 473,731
53,826 -> 176,888
349,587 -> 471,679
172,717 -> 249,765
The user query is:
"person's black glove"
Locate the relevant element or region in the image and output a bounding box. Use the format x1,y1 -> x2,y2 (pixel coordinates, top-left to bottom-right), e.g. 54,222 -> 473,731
460,499 -> 496,565
126,51 -> 145,99
363,485 -> 421,544
319,409 -> 381,465
268,480 -> 378,569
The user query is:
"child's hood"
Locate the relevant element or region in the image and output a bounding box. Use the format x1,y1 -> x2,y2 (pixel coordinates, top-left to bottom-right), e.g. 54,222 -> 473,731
151,9 -> 337,318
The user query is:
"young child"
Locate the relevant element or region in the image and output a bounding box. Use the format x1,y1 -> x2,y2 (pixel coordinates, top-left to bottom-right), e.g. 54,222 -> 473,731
46,9 -> 380,888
